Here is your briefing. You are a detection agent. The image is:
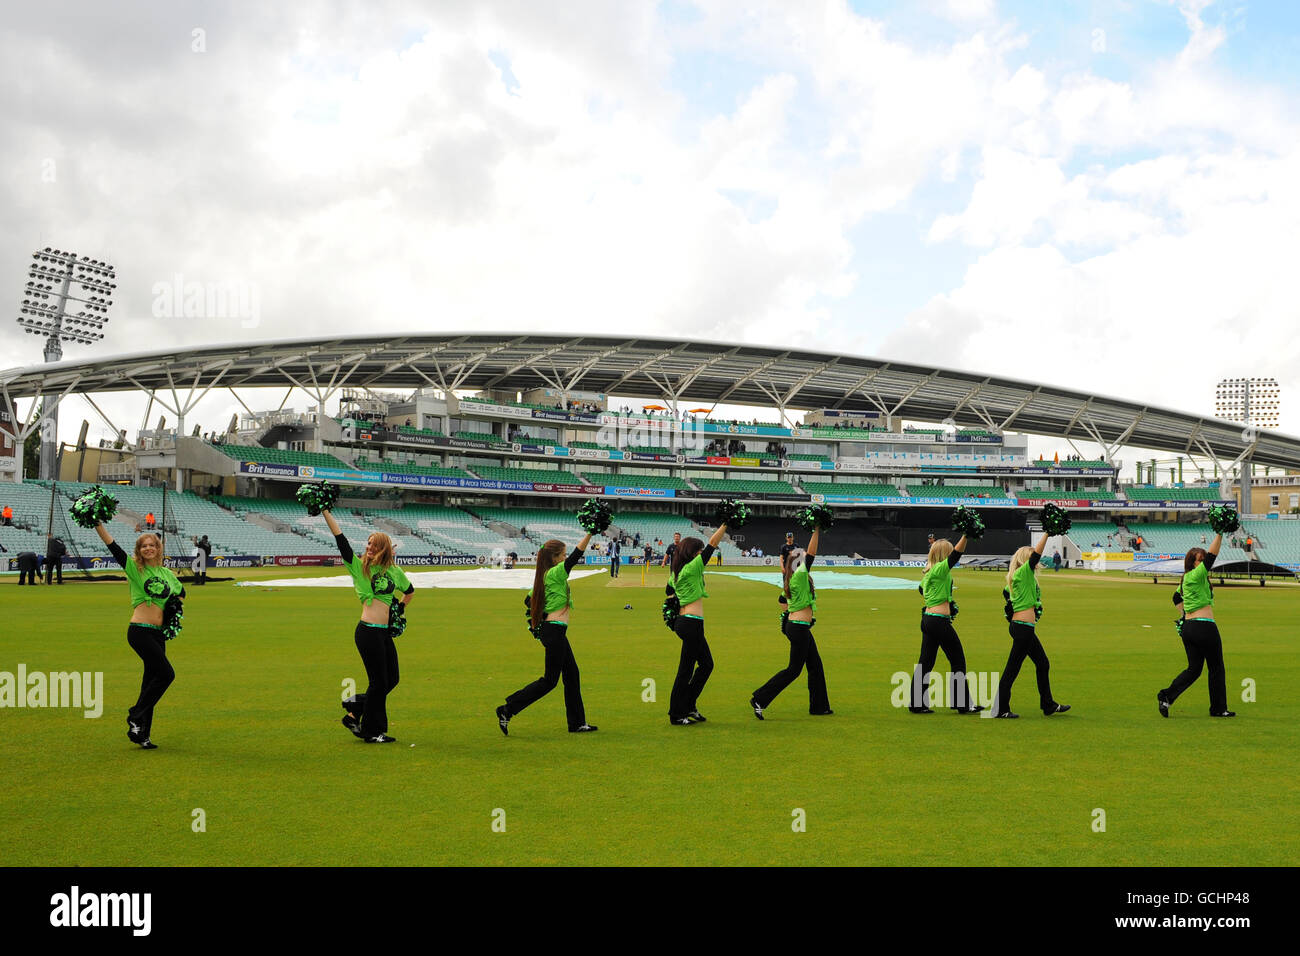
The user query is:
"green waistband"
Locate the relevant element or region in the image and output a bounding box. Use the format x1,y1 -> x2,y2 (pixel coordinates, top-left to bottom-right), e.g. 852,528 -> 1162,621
359,620 -> 390,629
130,622 -> 163,630
786,618 -> 813,626
923,611 -> 951,619
681,614 -> 704,620
1184,617 -> 1215,624
544,620 -> 569,627
1011,620 -> 1036,627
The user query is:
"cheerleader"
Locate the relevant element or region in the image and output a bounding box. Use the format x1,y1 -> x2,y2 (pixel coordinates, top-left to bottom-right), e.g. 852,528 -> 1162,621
910,533 -> 982,714
666,524 -> 728,725
323,508 -> 414,743
993,533 -> 1070,718
93,523 -> 184,749
495,529 -> 597,735
1158,534 -> 1234,717
750,527 -> 832,718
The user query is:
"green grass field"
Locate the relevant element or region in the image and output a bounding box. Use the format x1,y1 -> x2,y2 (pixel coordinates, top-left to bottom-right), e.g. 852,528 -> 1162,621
2,564 -> 1296,866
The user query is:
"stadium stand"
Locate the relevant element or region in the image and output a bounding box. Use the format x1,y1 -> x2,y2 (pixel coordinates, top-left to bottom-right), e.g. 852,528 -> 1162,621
353,460 -> 475,480
215,445 -> 352,469
905,484 -> 1008,498
580,471 -> 692,490
800,481 -> 904,498
692,477 -> 799,496
1123,485 -> 1224,501
469,466 -> 587,485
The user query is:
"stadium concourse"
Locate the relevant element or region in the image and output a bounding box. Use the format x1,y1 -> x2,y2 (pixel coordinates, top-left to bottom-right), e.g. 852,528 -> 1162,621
2,333 -> 1299,576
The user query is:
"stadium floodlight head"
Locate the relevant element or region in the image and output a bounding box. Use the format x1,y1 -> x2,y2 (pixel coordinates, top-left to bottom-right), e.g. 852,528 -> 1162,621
1215,377 -> 1280,431
15,246 -> 116,476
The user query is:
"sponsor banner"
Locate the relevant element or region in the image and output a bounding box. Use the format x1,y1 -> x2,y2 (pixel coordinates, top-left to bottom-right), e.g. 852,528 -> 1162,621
730,456 -> 761,468
448,436 -> 515,453
568,447 -> 621,460
394,554 -> 479,566
977,466 -> 1112,476
531,482 -> 600,494
271,555 -> 338,567
532,409 -> 601,424
1082,551 -> 1136,561
867,432 -> 936,444
953,434 -> 1002,444
706,456 -> 729,465
1018,498 -> 1092,508
817,409 -> 880,420
604,486 -> 675,499
461,401 -> 534,420
820,558 -> 927,567
1112,500 -> 1229,510
238,460 -> 304,478
1133,553 -> 1180,562
160,554 -> 262,569
817,494 -> 1020,506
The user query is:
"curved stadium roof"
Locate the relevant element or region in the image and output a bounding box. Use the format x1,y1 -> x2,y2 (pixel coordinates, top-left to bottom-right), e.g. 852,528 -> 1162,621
2,332 -> 1296,469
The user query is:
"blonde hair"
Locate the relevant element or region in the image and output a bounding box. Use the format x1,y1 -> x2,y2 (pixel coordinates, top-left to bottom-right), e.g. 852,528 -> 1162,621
362,532 -> 395,580
926,539 -> 953,569
1005,546 -> 1035,588
132,533 -> 163,570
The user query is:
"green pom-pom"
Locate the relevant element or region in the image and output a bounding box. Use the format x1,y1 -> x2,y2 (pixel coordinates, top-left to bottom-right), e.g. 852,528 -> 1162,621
662,593 -> 681,630
576,498 -> 614,534
69,486 -> 119,529
714,498 -> 751,529
950,506 -> 985,540
1041,503 -> 1072,536
795,505 -> 834,532
1206,505 -> 1240,535
161,595 -> 184,641
389,601 -> 408,637
296,481 -> 339,517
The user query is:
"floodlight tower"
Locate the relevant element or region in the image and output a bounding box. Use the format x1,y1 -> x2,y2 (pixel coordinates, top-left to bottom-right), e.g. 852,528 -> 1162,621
16,248 -> 116,479
1215,377 -> 1281,513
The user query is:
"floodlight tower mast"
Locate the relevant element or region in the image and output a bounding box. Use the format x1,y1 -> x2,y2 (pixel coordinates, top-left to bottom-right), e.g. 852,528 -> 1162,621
1215,377 -> 1281,514
16,247 -> 117,479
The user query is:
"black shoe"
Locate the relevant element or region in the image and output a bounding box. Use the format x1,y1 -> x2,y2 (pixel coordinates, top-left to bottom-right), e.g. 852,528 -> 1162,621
749,697 -> 765,720
364,734 -> 397,743
1158,693 -> 1170,718
342,713 -> 363,738
1211,710 -> 1237,718
908,706 -> 935,714
127,717 -> 144,744
810,709 -> 834,715
569,724 -> 598,733
687,711 -> 706,723
994,711 -> 1020,719
138,738 -> 158,749
669,716 -> 695,725
495,705 -> 511,736
953,705 -> 985,714
1044,703 -> 1071,716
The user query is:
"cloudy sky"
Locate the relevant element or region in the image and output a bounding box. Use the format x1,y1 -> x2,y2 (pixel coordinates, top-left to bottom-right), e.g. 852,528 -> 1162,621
2,0 -> 1297,471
